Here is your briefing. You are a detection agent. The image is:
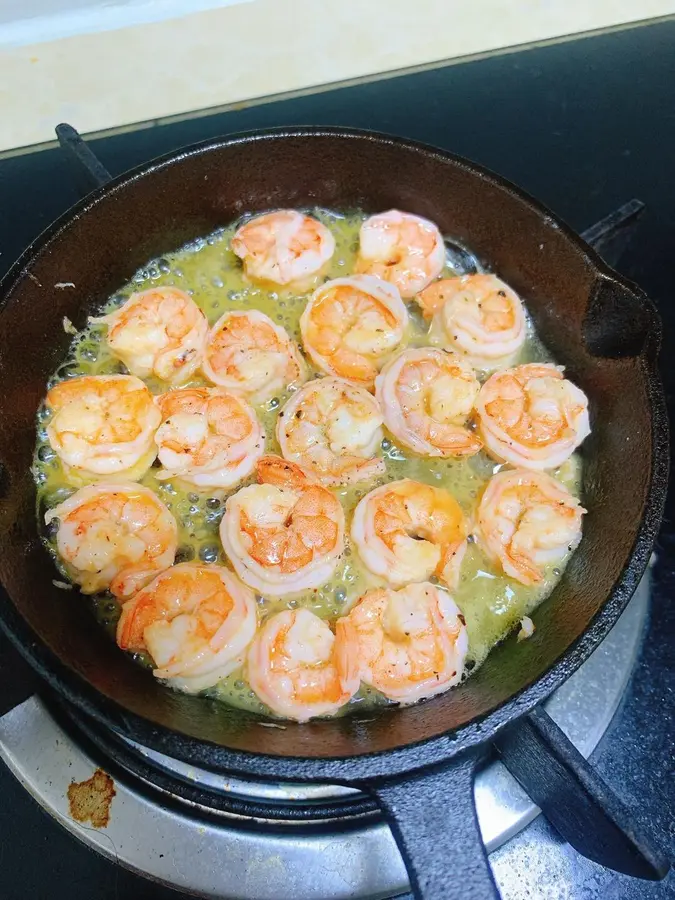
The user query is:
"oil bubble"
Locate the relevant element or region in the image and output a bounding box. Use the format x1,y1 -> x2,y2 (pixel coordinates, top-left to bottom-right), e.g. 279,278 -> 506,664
199,545 -> 220,563
175,545 -> 195,563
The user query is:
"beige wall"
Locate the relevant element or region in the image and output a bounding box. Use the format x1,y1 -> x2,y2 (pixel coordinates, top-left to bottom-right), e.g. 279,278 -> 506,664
0,0 -> 673,152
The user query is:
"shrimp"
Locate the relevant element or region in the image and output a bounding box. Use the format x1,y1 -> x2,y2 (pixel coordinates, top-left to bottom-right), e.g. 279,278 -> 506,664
247,608 -> 360,721
116,563 -> 257,693
351,479 -> 468,589
475,468 -> 585,586
300,275 -> 408,388
154,387 -> 264,491
97,287 -> 208,384
45,482 -> 177,599
202,310 -> 307,404
375,348 -> 482,458
425,275 -> 527,370
45,374 -> 160,483
475,363 -> 590,470
276,376 -> 385,485
231,210 -> 335,288
342,582 -> 468,703
220,456 -> 345,595
355,209 -> 445,298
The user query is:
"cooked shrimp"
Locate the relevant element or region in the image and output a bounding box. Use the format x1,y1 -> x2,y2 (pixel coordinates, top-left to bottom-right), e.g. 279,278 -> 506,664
220,456 -> 345,595
475,363 -> 590,470
202,310 -> 307,404
425,275 -> 526,370
46,374 -> 160,483
97,287 -> 208,384
154,387 -> 264,491
342,582 -> 468,703
300,275 -> 408,388
351,479 -> 467,589
475,468 -> 585,585
45,482 -> 177,599
116,563 -> 257,693
247,608 -> 359,721
277,377 -> 385,485
375,348 -> 482,458
355,209 -> 445,298
231,210 -> 335,288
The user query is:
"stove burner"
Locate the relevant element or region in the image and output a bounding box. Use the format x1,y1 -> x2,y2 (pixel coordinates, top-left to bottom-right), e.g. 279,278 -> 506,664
0,578 -> 650,900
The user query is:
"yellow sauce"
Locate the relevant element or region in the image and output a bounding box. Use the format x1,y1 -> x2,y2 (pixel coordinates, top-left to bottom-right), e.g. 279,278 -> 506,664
33,209 -> 582,718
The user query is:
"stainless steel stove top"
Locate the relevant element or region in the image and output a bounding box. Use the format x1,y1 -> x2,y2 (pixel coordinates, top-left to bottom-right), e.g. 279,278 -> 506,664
0,575 -> 649,900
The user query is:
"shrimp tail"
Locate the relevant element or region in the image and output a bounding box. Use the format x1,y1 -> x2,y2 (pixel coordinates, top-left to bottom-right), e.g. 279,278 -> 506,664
257,455 -> 317,489
438,538 -> 468,590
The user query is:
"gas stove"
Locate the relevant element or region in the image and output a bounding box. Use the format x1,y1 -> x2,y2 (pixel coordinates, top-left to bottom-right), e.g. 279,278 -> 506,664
0,18 -> 674,900
0,577 -> 652,900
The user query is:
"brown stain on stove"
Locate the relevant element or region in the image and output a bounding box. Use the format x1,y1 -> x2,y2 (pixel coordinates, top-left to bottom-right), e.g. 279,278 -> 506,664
67,768 -> 116,828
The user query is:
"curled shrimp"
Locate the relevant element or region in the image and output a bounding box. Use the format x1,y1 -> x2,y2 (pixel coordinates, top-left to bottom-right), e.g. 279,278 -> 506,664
231,210 -> 335,288
247,608 -> 360,721
475,363 -> 590,470
355,209 -> 445,298
351,479 -> 467,589
475,468 -> 585,585
202,310 -> 307,404
342,582 -> 468,703
276,376 -> 385,485
46,374 -> 160,483
220,456 -> 345,595
154,387 -> 264,491
116,563 -> 257,693
425,275 -> 526,370
97,287 -> 208,384
375,348 -> 482,458
300,275 -> 408,388
45,482 -> 177,599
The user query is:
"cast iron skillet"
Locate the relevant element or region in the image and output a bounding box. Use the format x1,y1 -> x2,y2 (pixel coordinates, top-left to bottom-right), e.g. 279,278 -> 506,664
0,128 -> 668,899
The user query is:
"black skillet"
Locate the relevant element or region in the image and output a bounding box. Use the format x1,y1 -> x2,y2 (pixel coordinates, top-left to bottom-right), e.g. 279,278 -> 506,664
0,127 -> 669,900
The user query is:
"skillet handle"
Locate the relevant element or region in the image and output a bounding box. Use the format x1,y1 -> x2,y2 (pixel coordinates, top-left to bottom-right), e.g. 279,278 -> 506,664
494,705 -> 669,880
367,747 -> 499,900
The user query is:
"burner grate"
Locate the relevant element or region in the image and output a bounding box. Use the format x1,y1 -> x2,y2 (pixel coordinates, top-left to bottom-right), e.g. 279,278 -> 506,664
51,697 -> 379,827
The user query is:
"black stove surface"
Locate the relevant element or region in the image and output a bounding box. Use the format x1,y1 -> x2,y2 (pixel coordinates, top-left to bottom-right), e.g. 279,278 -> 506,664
1,18 -> 674,900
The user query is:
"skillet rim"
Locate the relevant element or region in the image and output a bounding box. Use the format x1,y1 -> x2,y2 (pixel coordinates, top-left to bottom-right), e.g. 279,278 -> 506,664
0,126 -> 668,781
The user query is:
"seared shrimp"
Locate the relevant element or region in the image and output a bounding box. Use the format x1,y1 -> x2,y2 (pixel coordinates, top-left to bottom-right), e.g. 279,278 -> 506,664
46,374 -> 160,483
45,482 -> 177,599
154,387 -> 264,491
476,468 -> 585,585
351,479 -> 467,589
220,456 -> 345,595
231,210 -> 335,288
116,563 -> 257,693
202,310 -> 307,404
355,210 -> 445,298
97,287 -> 208,384
277,377 -> 385,485
247,608 -> 360,721
375,348 -> 481,458
475,363 -> 590,470
300,275 -> 408,388
343,582 -> 468,703
425,275 -> 526,370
